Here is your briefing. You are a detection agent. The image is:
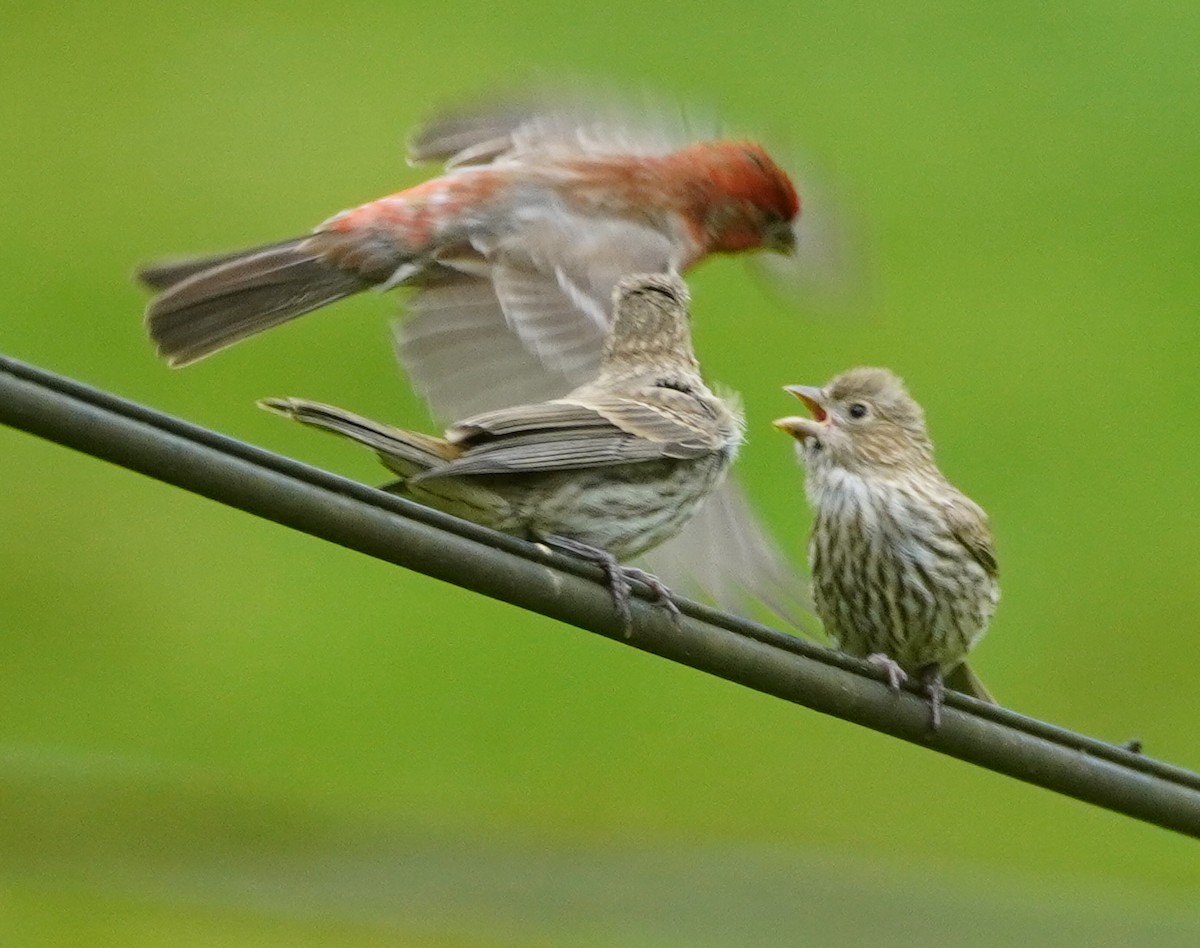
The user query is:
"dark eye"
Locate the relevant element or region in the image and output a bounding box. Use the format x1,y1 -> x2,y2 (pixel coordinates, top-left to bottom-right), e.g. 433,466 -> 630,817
848,403 -> 869,420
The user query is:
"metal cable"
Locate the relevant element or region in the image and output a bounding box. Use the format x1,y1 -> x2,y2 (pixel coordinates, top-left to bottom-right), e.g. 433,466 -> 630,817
3,353 -> 1198,837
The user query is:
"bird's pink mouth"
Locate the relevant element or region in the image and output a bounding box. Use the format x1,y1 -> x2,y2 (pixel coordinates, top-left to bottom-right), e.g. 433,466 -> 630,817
783,385 -> 826,422
775,385 -> 828,443
797,395 -> 826,422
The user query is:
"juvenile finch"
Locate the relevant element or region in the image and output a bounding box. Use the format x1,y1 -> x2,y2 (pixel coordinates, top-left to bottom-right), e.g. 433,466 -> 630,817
774,367 -> 999,728
137,91 -> 810,624
261,274 -> 744,630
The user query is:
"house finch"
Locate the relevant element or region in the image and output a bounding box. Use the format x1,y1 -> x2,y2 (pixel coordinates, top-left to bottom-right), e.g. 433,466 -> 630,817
137,90 -> 811,624
774,367 -> 999,728
260,274 -> 744,631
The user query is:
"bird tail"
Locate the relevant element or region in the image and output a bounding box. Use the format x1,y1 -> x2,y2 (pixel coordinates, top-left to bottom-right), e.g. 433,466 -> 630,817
258,397 -> 457,481
944,663 -> 996,704
137,237 -> 375,367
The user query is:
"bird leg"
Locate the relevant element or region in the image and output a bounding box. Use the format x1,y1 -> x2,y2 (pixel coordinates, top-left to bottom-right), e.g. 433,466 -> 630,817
865,653 -> 908,693
617,566 -> 683,623
917,664 -> 946,732
543,535 -> 680,637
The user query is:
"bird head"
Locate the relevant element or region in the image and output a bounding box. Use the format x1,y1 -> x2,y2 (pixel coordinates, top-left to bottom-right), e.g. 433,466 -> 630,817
599,272 -> 700,381
774,367 -> 934,473
682,142 -> 800,256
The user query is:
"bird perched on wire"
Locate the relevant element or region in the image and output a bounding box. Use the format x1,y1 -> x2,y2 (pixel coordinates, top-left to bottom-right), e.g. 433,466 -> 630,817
261,274 -> 744,631
773,367 -> 999,728
136,89 -> 813,625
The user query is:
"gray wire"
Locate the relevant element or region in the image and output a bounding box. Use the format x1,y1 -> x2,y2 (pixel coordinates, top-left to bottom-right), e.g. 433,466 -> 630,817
2,353 -> 1198,837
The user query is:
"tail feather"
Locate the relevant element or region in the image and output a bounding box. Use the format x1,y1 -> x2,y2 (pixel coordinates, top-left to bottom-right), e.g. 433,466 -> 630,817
944,662 -> 996,704
136,238 -> 316,291
258,397 -> 456,479
139,238 -> 374,367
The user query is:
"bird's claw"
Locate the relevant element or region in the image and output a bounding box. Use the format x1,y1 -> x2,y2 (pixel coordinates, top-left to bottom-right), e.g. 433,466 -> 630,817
870,657 -> 945,731
545,536 -> 679,637
917,665 -> 946,732
619,566 -> 682,628
865,653 -> 908,693
600,558 -> 635,633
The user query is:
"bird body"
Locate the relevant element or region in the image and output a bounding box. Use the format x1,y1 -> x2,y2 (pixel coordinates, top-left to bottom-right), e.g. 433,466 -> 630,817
775,367 -> 998,713
139,115 -> 798,372
263,274 -> 743,579
138,94 -> 809,623
806,463 -> 997,675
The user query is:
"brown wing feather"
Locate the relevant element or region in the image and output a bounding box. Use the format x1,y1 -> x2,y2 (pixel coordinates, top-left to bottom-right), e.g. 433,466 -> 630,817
407,90 -> 701,168
423,393 -> 716,481
946,497 -> 998,578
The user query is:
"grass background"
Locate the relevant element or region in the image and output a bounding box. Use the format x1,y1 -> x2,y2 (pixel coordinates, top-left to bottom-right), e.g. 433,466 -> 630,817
1,2 -> 1198,944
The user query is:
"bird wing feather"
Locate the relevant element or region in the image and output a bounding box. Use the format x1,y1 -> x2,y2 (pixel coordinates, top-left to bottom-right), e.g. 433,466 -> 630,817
408,92 -> 704,167
484,214 -> 680,371
419,393 -> 717,481
945,497 -> 998,578
639,480 -> 817,629
395,278 -> 577,420
395,213 -> 679,419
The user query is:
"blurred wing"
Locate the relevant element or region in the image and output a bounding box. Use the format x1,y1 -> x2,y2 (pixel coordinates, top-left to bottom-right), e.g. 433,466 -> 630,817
396,279 -> 577,421
406,100 -> 811,622
486,214 -> 679,363
640,480 -> 818,631
396,216 -> 678,421
408,88 -> 710,167
489,262 -> 610,378
749,159 -> 866,307
407,102 -> 543,167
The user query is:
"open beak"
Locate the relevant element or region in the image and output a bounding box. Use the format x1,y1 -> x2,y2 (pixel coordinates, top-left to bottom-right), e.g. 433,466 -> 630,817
773,384 -> 827,442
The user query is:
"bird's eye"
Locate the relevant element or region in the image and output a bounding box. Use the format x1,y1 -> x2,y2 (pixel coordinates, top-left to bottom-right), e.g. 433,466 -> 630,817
848,403 -> 869,420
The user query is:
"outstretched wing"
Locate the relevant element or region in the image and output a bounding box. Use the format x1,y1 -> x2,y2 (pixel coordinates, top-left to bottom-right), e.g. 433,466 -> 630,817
397,213 -> 679,420
640,481 -> 816,630
408,88 -> 711,168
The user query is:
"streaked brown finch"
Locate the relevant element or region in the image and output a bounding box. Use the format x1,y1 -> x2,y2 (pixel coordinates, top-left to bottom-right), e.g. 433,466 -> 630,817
261,274 -> 744,631
774,367 -> 998,728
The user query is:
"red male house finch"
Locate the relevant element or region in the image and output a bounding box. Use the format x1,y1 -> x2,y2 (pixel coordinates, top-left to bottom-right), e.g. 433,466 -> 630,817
137,92 -> 809,623
774,368 -> 998,727
261,274 -> 744,630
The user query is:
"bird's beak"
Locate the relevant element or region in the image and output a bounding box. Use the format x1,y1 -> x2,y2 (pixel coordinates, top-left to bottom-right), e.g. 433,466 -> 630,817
765,220 -> 797,255
773,384 -> 827,441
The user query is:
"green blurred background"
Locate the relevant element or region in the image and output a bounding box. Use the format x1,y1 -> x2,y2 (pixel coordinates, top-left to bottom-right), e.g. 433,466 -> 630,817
2,2 -> 1198,944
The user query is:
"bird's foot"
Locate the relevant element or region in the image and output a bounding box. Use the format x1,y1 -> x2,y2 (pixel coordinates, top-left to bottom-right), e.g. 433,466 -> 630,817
544,536 -> 679,637
617,566 -> 682,626
865,653 -> 909,693
917,664 -> 946,732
